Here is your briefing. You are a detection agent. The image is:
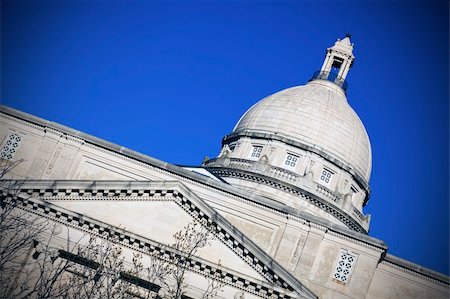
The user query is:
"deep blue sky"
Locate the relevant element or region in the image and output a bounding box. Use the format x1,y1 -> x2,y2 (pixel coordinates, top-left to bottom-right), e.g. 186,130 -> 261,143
2,1 -> 448,275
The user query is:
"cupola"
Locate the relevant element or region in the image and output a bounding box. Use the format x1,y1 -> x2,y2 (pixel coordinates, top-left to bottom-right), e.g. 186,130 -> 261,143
317,33 -> 355,88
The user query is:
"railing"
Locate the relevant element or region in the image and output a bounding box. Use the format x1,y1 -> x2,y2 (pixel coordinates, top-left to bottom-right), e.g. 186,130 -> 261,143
316,185 -> 341,203
202,159 -> 217,166
204,158 -> 298,182
228,158 -> 253,169
269,165 -> 299,183
310,71 -> 348,91
352,206 -> 367,223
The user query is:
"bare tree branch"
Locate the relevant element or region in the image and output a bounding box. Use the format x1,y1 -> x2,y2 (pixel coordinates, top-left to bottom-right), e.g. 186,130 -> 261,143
0,161 -> 224,298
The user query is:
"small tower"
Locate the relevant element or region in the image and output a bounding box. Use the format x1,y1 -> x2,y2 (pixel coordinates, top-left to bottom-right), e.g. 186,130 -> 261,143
315,34 -> 355,90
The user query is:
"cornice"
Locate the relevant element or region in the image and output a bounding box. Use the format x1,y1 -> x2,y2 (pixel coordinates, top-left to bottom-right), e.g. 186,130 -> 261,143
325,229 -> 385,253
0,109 -> 85,145
381,254 -> 449,287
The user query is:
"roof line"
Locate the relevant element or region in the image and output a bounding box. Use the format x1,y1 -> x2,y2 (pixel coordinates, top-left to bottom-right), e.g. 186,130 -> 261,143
3,105 -> 448,281
383,254 -> 449,285
1,105 -> 384,247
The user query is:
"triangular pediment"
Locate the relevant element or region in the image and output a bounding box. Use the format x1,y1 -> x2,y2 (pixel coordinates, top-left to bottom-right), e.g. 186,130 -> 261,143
6,180 -> 316,299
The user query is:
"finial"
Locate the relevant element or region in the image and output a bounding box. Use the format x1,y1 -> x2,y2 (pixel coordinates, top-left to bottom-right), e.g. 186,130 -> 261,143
345,33 -> 352,39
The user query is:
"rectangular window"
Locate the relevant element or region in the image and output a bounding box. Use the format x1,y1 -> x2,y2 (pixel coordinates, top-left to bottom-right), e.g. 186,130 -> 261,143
249,145 -> 263,159
0,133 -> 22,161
284,153 -> 299,168
333,250 -> 357,284
319,168 -> 334,186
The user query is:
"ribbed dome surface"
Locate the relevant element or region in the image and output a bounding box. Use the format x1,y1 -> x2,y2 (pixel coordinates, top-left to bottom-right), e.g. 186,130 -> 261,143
234,80 -> 372,181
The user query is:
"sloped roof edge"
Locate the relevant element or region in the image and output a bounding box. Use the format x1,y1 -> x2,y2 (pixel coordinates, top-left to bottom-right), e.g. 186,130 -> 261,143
383,254 -> 449,285
1,106 -> 383,250
4,105 -> 448,282
5,179 -> 317,299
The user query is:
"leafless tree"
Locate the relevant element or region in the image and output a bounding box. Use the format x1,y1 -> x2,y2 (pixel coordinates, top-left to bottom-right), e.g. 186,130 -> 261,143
0,159 -> 57,298
0,160 -> 224,298
55,232 -> 137,299
0,159 -> 76,298
130,221 -> 224,299
51,222 -> 224,299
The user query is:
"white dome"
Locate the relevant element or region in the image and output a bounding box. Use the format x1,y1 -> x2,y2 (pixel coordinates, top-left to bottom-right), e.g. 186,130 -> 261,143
234,80 -> 372,181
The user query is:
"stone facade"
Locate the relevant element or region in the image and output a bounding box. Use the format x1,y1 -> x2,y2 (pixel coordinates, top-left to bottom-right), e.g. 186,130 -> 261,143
0,36 -> 448,298
0,105 -> 448,298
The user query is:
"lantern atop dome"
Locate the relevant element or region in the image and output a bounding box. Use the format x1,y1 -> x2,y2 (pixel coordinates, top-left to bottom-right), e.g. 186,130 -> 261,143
310,35 -> 355,92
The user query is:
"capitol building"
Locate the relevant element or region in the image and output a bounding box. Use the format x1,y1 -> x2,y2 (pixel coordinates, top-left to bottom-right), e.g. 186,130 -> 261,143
1,36 -> 448,298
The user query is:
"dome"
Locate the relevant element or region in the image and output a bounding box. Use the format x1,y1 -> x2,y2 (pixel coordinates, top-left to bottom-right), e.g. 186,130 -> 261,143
204,36 -> 373,232
233,80 -> 372,182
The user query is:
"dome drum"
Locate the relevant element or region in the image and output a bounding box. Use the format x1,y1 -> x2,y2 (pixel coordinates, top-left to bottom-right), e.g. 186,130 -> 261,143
204,154 -> 370,233
221,130 -> 370,199
204,131 -> 371,232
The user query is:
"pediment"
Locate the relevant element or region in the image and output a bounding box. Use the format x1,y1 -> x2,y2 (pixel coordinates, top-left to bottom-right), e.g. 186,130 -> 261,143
7,180 -> 316,299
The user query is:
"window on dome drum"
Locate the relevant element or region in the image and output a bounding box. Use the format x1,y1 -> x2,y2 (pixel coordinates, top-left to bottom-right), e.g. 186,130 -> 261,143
333,250 -> 357,284
0,133 -> 22,161
249,145 -> 263,159
229,142 -> 236,152
284,153 -> 299,168
319,168 -> 334,186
